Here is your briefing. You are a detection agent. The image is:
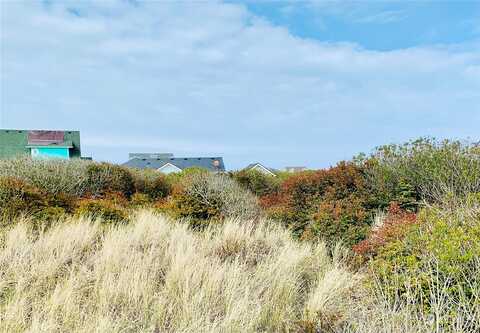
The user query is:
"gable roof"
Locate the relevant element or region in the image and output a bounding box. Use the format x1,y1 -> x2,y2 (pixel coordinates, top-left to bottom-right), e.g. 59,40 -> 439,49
244,163 -> 277,176
123,157 -> 225,172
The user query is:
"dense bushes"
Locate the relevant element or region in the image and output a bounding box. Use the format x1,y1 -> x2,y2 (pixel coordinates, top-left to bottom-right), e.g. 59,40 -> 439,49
261,162 -> 374,246
1,139 -> 480,331
130,168 -> 171,200
371,198 -> 480,315
74,199 -> 129,224
230,169 -> 280,196
167,172 -> 261,225
0,157 -> 91,196
0,176 -> 75,226
0,177 -> 46,222
85,163 -> 136,198
364,138 -> 480,206
353,202 -> 417,258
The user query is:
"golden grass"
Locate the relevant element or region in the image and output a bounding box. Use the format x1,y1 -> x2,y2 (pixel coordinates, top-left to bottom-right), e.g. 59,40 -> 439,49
0,212 -> 360,332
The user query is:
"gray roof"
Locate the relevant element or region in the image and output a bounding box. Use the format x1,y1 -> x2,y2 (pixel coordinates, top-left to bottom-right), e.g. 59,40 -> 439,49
123,157 -> 225,172
244,163 -> 278,174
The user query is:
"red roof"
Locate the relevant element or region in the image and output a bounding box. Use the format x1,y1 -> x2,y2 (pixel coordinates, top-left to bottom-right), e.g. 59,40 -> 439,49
27,131 -> 65,145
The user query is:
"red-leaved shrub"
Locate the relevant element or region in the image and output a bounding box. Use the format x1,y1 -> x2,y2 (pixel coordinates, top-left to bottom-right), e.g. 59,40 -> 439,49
353,202 -> 417,258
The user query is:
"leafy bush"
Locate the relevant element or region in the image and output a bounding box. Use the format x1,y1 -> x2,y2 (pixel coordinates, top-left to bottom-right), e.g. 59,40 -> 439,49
0,177 -> 47,223
85,163 -> 136,198
371,197 -> 480,313
353,202 -> 417,258
144,175 -> 170,200
74,199 -> 129,225
307,196 -> 371,246
130,168 -> 171,200
129,193 -> 152,208
263,162 -> 374,245
169,172 -> 260,225
0,157 -> 91,197
364,138 -> 480,206
31,206 -> 67,227
230,169 -> 280,197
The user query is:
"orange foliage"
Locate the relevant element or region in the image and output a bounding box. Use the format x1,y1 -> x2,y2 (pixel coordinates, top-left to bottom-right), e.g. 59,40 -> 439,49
353,202 -> 417,258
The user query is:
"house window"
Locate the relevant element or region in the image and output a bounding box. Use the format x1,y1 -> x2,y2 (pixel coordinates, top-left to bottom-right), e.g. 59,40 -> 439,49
31,147 -> 70,160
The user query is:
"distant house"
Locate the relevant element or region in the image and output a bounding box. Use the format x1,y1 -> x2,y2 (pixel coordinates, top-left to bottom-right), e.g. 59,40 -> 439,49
285,166 -> 307,173
0,129 -> 82,160
123,153 -> 225,174
243,163 -> 277,176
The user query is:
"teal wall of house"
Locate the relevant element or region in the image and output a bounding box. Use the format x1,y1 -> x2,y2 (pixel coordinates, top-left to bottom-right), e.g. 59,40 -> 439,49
31,147 -> 70,160
0,129 -> 82,159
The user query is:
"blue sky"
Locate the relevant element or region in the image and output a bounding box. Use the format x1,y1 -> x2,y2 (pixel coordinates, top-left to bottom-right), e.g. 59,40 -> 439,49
1,1 -> 479,169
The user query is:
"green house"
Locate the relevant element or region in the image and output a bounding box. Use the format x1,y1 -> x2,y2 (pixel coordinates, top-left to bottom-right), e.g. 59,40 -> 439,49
0,129 -> 82,160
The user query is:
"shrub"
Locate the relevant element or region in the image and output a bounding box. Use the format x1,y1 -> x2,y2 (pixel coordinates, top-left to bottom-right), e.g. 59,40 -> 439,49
169,172 -> 260,225
74,199 -> 129,225
85,163 -> 135,198
231,169 -> 280,197
307,196 -> 371,247
353,202 -> 417,258
0,177 -> 47,223
130,193 -> 152,208
130,168 -> 171,200
264,162 -> 375,244
31,206 -> 67,227
145,175 -> 171,200
364,138 -> 480,206
371,198 -> 480,313
0,157 -> 91,197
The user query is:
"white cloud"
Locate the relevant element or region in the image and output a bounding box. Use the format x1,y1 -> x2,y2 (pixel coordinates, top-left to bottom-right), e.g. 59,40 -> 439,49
1,1 -> 479,168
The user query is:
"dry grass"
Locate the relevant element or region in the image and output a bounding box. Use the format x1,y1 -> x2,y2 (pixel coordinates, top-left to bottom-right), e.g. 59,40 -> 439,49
342,261 -> 480,333
0,212 -> 360,332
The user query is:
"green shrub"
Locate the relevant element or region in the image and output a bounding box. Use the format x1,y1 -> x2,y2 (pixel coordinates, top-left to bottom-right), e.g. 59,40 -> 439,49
31,206 -> 67,228
169,172 -> 260,226
142,175 -> 170,200
0,157 -> 91,197
85,163 -> 135,198
130,168 -> 171,201
372,197 -> 480,312
364,138 -> 480,206
231,169 -> 280,197
130,193 -> 152,208
0,177 -> 47,223
74,199 -> 129,225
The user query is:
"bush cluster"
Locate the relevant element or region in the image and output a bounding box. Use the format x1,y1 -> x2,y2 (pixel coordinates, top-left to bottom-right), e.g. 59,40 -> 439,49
261,162 -> 374,246
363,138 -> 480,206
0,176 -> 75,227
74,199 -> 129,225
371,198 -> 480,314
0,159 -> 170,227
167,172 -> 260,227
353,202 -> 417,259
230,169 -> 280,197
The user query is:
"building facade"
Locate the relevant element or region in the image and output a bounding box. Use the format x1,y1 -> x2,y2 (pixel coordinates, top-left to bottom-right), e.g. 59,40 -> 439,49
0,129 -> 82,160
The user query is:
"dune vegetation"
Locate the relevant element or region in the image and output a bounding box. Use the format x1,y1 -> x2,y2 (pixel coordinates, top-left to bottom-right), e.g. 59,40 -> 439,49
1,138 -> 480,332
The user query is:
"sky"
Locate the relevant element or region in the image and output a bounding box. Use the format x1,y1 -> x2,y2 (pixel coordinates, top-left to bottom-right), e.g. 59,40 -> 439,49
1,0 -> 479,170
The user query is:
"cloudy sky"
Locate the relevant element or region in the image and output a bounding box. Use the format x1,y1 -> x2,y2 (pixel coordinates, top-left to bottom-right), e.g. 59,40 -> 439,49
1,1 -> 479,169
